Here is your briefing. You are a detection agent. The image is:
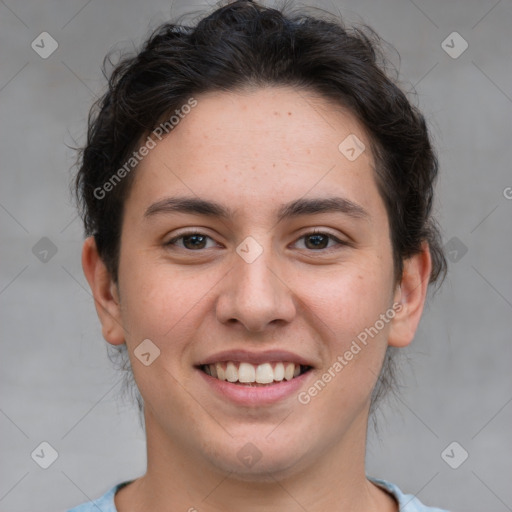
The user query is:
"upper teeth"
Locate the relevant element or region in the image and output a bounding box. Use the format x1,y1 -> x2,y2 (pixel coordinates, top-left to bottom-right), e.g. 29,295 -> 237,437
204,361 -> 302,383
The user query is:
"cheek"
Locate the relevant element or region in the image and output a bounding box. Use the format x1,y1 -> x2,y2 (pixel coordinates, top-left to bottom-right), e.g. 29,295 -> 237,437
300,258 -> 393,396
301,260 -> 393,339
119,256 -> 217,349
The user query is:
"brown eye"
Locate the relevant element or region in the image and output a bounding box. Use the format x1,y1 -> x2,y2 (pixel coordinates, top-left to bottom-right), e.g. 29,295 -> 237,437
304,233 -> 330,250
294,230 -> 347,251
166,232 -> 215,250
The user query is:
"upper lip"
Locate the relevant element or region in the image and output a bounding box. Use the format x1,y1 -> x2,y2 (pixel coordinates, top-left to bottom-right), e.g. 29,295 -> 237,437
196,349 -> 315,368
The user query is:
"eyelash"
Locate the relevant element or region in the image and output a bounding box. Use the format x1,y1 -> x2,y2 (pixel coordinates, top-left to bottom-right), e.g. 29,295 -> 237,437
165,229 -> 349,253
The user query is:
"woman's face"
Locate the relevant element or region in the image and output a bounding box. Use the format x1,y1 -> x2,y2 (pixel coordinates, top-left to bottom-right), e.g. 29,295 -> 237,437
110,87 -> 405,477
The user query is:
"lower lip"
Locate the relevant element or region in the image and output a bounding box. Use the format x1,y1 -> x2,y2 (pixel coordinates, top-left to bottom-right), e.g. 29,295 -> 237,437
197,367 -> 313,406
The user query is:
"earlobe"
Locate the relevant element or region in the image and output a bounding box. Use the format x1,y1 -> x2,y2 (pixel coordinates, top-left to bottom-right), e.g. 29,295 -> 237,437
387,242 -> 432,348
81,236 -> 125,346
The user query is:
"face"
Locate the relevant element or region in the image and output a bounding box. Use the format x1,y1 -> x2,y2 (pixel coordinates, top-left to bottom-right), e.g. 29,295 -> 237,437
90,87 -> 418,479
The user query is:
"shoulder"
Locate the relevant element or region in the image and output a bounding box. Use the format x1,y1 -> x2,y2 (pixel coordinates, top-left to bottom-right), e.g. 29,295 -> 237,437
66,482 -> 130,512
68,478 -> 451,512
369,477 -> 452,512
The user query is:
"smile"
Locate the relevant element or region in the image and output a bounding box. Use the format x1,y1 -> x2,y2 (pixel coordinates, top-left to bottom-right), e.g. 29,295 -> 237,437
200,361 -> 312,386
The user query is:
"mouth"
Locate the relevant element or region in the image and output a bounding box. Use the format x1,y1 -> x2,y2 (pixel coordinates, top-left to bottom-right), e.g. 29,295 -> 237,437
195,349 -> 316,404
198,361 -> 313,386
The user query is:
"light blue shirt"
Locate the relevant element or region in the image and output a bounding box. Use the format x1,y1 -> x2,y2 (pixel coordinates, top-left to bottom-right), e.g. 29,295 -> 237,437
67,477 -> 451,511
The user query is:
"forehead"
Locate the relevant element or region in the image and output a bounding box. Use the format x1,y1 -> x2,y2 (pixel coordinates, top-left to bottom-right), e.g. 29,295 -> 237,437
127,86 -> 384,225
172,86 -> 367,163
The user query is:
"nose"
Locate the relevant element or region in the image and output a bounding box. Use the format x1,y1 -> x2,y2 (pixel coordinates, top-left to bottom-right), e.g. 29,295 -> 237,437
215,241 -> 297,333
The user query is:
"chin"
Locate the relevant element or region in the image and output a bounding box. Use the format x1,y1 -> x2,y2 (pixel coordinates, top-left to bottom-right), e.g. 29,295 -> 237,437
205,436 -> 311,481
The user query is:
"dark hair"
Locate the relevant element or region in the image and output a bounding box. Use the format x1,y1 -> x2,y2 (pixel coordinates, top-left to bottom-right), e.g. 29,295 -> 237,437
74,0 -> 447,415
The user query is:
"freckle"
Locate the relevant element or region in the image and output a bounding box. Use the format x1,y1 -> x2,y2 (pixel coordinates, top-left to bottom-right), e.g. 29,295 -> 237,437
272,163 -> 276,168
288,112 -> 292,116
251,165 -> 256,170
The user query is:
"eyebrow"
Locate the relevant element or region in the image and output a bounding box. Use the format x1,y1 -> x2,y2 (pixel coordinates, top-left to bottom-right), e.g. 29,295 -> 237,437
144,195 -> 370,223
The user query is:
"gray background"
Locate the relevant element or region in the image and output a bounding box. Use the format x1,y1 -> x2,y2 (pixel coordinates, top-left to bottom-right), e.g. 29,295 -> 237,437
1,0 -> 511,511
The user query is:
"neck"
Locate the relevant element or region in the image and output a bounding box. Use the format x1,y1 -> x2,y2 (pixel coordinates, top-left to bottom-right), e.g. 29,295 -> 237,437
115,407 -> 396,512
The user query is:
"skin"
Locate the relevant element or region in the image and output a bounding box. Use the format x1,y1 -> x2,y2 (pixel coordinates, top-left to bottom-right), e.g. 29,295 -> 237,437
83,86 -> 431,512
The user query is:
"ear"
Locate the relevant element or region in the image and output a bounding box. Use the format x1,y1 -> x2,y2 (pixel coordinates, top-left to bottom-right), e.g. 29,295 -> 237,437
387,241 -> 432,348
81,236 -> 125,346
